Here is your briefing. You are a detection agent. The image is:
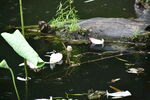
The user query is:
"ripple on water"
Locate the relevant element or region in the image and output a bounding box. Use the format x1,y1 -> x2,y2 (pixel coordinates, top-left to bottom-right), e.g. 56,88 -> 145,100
9,18 -> 17,22
0,76 -> 10,80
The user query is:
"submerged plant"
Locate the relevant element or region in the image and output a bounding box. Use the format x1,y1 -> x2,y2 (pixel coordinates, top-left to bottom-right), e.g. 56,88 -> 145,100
49,0 -> 80,32
0,60 -> 20,100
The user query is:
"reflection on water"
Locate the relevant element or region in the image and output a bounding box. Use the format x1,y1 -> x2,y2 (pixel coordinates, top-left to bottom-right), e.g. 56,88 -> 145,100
0,38 -> 150,100
0,0 -> 136,27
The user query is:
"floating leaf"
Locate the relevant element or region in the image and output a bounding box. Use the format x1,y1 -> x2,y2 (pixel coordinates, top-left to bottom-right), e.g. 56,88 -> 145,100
1,29 -> 45,68
0,59 -> 9,69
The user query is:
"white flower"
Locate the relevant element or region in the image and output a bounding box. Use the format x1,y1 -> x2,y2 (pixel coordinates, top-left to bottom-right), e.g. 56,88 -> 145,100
67,45 -> 72,52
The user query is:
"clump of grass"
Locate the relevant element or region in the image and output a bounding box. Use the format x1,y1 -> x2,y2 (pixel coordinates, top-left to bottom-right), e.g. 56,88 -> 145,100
49,0 -> 80,32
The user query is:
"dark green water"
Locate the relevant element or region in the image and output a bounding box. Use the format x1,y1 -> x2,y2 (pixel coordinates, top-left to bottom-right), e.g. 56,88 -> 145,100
0,38 -> 150,100
1,0 -> 150,100
0,0 -> 135,26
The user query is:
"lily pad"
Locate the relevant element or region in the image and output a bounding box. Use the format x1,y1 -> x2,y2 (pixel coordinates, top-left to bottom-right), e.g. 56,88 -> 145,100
1,29 -> 45,68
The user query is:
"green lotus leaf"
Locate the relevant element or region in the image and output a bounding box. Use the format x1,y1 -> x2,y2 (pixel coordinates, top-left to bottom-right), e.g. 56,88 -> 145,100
1,29 -> 45,68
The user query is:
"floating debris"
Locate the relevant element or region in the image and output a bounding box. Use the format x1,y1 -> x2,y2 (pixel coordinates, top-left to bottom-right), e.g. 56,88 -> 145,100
124,63 -> 135,66
116,57 -> 128,62
88,89 -> 106,100
84,0 -> 95,3
19,61 -> 37,69
126,68 -> 144,74
110,78 -> 121,83
45,51 -> 63,69
89,37 -> 104,45
106,90 -> 131,99
19,61 -> 41,72
35,99 -> 50,100
89,37 -> 104,48
17,77 -> 31,82
109,86 -> 122,92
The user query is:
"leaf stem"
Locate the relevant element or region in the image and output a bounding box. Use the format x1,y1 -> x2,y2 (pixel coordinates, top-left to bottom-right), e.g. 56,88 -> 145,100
8,68 -> 20,100
19,0 -> 25,36
24,59 -> 28,80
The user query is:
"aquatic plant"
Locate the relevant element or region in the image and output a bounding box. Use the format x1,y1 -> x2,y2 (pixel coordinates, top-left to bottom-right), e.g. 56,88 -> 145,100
1,30 -> 45,68
0,60 -> 20,100
66,45 -> 73,65
18,0 -> 28,80
49,0 -> 80,32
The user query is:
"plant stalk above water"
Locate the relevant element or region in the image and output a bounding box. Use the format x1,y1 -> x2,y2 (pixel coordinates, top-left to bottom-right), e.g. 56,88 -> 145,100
19,0 -> 25,36
9,68 -> 20,100
18,0 -> 28,80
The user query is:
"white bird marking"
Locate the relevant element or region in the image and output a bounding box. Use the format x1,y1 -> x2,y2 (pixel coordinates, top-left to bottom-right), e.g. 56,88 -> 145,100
106,90 -> 131,98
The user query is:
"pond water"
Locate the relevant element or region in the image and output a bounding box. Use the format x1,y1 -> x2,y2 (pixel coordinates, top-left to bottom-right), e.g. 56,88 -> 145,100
0,0 -> 150,100
0,0 -> 136,26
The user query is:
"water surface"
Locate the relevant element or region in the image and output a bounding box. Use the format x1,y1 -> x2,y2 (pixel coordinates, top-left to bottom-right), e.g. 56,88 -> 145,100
1,0 -> 150,100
